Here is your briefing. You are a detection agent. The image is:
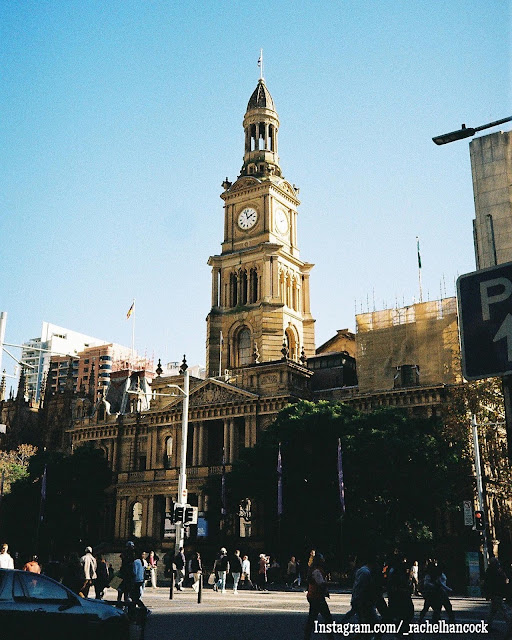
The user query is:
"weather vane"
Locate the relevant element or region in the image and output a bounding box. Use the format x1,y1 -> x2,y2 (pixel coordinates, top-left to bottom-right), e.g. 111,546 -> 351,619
258,49 -> 264,80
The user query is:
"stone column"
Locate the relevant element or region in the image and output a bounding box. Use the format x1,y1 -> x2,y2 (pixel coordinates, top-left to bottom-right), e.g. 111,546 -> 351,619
229,419 -> 235,463
223,420 -> 229,461
192,424 -> 199,466
198,423 -> 204,465
146,495 -> 154,538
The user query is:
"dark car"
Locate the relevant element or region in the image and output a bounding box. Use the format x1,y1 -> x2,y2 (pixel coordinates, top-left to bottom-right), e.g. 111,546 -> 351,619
0,568 -> 129,640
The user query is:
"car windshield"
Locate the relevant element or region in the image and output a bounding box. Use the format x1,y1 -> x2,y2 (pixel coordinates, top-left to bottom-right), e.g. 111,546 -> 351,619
14,572 -> 72,602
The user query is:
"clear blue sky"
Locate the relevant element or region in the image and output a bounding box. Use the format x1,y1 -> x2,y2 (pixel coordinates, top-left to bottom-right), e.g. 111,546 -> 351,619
1,1 -> 510,393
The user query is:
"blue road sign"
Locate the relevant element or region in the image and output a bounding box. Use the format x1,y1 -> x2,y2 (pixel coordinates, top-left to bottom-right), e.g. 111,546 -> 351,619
457,261 -> 512,380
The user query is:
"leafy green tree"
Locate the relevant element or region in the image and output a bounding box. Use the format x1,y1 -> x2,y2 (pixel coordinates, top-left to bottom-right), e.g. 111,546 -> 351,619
218,400 -> 470,561
0,443 -> 112,558
0,444 -> 37,494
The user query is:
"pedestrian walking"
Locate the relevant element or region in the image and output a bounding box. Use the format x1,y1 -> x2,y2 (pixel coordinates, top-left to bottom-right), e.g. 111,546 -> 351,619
350,554 -> 380,627
286,556 -> 298,587
62,553 -> 86,596
190,551 -> 203,593
0,543 -> 14,569
173,547 -> 186,591
214,547 -> 229,593
387,554 -> 414,634
241,555 -> 254,589
410,560 -> 419,595
418,561 -> 442,623
131,549 -> 150,617
304,554 -> 334,639
117,541 -> 136,604
257,553 -> 268,591
485,556 -> 511,632
147,550 -> 159,588
95,554 -> 110,599
80,546 -> 97,598
23,555 -> 41,573
231,549 -> 243,594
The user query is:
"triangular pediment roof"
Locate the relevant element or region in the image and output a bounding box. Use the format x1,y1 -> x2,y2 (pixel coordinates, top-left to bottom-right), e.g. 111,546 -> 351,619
161,378 -> 258,411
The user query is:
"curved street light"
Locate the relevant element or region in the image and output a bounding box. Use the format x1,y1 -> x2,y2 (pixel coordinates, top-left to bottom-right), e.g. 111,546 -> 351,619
433,116 -> 512,145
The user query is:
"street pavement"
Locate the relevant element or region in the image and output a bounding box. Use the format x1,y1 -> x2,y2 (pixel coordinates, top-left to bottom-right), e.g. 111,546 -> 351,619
105,584 -> 510,639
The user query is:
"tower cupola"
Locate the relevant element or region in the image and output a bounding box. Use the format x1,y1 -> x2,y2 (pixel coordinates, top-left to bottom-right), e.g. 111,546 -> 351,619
241,78 -> 281,178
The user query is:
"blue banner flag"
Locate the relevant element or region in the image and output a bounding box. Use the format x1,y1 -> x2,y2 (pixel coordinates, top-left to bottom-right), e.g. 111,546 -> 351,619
277,443 -> 283,517
221,448 -> 226,517
337,439 -> 345,515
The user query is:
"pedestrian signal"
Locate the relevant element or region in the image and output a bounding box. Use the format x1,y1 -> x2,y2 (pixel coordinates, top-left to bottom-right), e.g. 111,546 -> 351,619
184,506 -> 198,525
474,510 -> 485,531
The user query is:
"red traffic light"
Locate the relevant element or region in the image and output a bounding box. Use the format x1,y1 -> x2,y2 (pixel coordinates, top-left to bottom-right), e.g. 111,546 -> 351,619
474,510 -> 485,531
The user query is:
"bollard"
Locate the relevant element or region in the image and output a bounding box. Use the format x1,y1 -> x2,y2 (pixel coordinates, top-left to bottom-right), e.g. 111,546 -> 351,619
198,573 -> 202,604
169,572 -> 174,600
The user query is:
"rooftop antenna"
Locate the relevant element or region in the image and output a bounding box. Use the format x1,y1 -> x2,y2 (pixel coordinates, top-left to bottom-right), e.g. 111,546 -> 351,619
258,49 -> 264,80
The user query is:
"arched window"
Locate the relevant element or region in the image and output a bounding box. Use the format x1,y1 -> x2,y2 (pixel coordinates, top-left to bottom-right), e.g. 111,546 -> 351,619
165,436 -> 173,469
239,270 -> 248,305
250,268 -> 258,303
237,328 -> 252,367
285,328 -> 298,361
132,502 -> 143,538
230,272 -> 237,307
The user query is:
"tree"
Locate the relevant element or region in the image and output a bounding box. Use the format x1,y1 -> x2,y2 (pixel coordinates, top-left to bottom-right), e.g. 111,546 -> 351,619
0,443 -> 112,559
0,444 -> 37,494
220,400 -> 470,561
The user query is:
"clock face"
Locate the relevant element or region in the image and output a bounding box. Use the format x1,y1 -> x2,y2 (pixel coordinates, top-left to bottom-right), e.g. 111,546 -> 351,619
275,208 -> 289,234
238,207 -> 258,230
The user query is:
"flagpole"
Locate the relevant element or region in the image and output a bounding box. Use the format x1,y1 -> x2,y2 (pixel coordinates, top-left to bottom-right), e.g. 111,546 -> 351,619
258,49 -> 263,80
337,439 -> 345,573
277,443 -> 282,553
416,237 -> 423,303
219,331 -> 223,377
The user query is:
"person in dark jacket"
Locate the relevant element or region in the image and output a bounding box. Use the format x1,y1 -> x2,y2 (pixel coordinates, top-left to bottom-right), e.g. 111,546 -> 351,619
485,556 -> 511,631
117,542 -> 136,604
190,552 -> 203,593
174,547 -> 186,591
214,548 -> 230,593
230,550 -> 243,594
95,554 -> 110,599
62,553 -> 86,596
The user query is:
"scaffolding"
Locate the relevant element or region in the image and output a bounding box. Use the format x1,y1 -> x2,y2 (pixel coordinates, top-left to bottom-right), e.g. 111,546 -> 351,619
356,298 -> 461,393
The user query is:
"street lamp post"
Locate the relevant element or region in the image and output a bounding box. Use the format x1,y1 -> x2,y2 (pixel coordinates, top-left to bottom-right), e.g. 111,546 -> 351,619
432,116 -> 511,145
174,358 -> 190,553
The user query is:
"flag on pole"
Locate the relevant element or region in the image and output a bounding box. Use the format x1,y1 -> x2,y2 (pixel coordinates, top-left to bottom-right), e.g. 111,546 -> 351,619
337,439 -> 345,515
277,443 -> 283,517
416,237 -> 422,269
126,300 -> 135,319
221,448 -> 226,517
40,464 -> 47,522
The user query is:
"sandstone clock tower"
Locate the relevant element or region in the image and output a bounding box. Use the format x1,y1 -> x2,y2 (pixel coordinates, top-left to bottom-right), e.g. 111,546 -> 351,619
206,77 -> 315,377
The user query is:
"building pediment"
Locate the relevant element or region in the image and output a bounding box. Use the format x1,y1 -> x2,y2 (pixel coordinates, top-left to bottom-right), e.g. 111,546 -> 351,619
228,177 -> 261,192
161,378 -> 258,410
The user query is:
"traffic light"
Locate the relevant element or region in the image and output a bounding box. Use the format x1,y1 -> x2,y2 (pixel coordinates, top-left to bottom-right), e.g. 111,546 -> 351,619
474,510 -> 485,531
173,504 -> 184,523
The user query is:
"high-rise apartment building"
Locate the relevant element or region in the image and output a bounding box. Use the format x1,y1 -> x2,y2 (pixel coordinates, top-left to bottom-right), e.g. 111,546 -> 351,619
20,323 -> 108,402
